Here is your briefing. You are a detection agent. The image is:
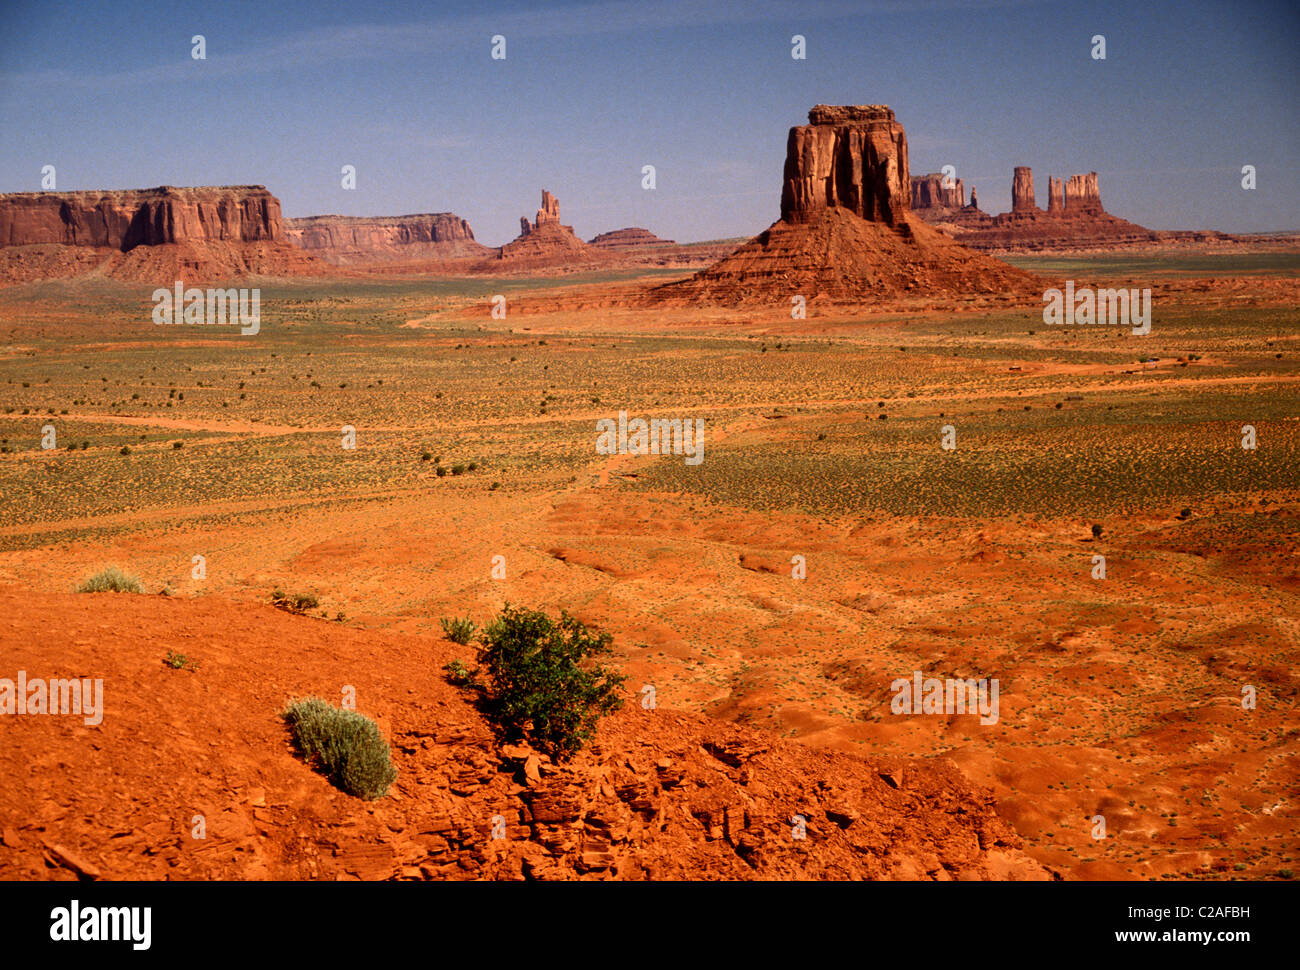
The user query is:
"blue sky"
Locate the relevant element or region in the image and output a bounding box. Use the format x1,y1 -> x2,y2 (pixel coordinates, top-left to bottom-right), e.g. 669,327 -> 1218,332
1,0 -> 1296,243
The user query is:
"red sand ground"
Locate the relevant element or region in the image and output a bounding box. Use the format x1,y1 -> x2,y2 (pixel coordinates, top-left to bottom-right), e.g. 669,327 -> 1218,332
0,589 -> 1047,881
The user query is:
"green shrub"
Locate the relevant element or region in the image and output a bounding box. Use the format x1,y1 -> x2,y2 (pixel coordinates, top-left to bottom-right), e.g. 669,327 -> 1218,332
440,616 -> 477,645
471,605 -> 624,760
282,697 -> 397,799
77,566 -> 144,594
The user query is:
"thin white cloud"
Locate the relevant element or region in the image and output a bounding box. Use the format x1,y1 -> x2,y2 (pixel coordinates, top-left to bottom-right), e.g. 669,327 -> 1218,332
1,0 -> 1033,89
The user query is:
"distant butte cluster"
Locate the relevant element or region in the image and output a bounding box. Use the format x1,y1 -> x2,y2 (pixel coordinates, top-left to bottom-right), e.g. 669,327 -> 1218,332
909,166 -> 1162,250
0,106 -> 1276,286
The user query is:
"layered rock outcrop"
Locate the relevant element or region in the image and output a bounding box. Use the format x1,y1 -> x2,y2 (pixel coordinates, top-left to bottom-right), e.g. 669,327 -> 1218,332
0,185 -> 282,250
283,213 -> 489,263
499,191 -> 591,262
650,105 -> 1038,305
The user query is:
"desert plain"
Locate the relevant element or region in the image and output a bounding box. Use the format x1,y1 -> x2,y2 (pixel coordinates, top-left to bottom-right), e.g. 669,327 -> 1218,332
0,246 -> 1296,881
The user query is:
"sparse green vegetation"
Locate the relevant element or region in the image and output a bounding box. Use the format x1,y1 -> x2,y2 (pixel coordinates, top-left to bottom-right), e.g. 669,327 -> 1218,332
464,604 -> 625,760
77,566 -> 144,594
164,650 -> 198,671
440,615 -> 477,645
272,589 -> 319,614
281,697 -> 397,800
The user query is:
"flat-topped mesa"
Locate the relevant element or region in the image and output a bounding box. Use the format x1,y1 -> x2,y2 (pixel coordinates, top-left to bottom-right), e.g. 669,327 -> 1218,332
911,173 -> 965,210
780,104 -> 910,227
1064,172 -> 1102,214
1011,167 -> 1037,213
588,227 -> 675,248
283,212 -> 488,261
0,185 -> 282,250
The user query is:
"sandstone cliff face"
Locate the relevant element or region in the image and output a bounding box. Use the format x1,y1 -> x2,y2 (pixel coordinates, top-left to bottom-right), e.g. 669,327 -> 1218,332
283,212 -> 489,262
780,105 -> 910,227
910,173 -> 964,210
1011,167 -> 1037,212
0,186 -> 282,250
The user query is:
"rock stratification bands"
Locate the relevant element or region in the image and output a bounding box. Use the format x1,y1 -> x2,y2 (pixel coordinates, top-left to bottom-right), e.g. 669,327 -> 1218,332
0,185 -> 327,283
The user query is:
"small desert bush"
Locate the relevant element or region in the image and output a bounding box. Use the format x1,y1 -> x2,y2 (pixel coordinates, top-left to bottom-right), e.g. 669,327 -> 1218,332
440,616 -> 477,645
282,697 -> 397,800
443,659 -> 476,686
77,566 -> 144,594
272,589 -> 319,614
164,650 -> 198,671
470,604 -> 624,760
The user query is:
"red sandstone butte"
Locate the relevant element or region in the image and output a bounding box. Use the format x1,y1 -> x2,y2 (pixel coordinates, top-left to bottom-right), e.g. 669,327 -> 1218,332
1011,166 -> 1037,213
498,190 -> 592,263
781,104 -> 911,227
650,104 -> 1038,305
911,173 -> 965,211
283,212 -> 489,263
